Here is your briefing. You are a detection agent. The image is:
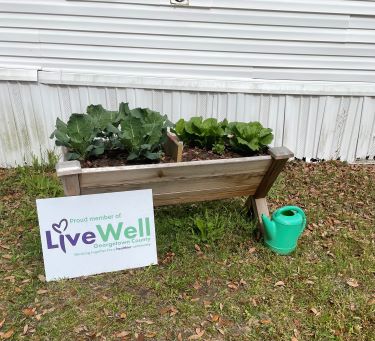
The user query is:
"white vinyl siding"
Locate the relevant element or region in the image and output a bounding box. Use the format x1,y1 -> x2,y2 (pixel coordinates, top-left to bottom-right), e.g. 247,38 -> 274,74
1,0 -> 375,82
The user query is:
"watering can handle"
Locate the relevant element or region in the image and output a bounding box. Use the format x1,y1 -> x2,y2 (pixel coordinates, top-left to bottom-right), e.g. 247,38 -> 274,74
274,206 -> 306,228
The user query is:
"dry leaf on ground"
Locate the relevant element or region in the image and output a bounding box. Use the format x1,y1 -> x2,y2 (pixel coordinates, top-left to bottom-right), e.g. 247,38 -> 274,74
188,328 -> 205,340
0,329 -> 14,339
145,332 -> 157,338
310,308 -> 321,316
274,281 -> 285,287
37,274 -> 46,282
346,278 -> 359,288
115,331 -> 131,338
227,282 -> 238,290
135,319 -> 154,325
37,289 -> 48,295
260,319 -> 271,325
23,308 -> 36,317
193,281 -> 202,290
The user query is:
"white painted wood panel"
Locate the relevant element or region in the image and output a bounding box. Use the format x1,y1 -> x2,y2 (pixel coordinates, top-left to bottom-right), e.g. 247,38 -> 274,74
0,82 -> 374,166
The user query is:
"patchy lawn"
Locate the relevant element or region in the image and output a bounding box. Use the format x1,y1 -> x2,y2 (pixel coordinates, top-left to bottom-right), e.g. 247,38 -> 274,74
0,161 -> 374,340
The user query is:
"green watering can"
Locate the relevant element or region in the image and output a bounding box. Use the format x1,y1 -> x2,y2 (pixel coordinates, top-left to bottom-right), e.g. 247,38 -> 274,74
261,206 -> 306,255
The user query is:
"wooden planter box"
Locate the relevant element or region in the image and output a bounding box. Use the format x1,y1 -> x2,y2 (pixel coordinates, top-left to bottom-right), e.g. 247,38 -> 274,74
56,135 -> 293,231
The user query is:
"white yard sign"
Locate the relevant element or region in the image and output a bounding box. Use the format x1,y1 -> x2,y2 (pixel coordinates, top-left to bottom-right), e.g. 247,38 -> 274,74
36,190 -> 157,281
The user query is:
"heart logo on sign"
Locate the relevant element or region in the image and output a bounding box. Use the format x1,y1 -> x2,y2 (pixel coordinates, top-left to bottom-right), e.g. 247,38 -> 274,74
52,219 -> 68,234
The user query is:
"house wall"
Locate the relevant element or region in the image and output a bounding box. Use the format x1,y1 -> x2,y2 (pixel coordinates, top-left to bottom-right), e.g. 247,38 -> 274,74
1,0 -> 375,165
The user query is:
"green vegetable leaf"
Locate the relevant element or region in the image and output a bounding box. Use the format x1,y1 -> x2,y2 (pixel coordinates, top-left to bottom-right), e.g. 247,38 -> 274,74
227,122 -> 273,154
87,104 -> 119,130
172,116 -> 226,149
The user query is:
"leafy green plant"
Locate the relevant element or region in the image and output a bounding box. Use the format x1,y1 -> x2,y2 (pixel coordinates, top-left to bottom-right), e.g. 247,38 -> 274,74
86,104 -> 120,136
173,117 -> 227,153
226,121 -> 273,154
107,106 -> 172,161
190,210 -> 225,243
50,114 -> 105,160
51,103 -> 172,162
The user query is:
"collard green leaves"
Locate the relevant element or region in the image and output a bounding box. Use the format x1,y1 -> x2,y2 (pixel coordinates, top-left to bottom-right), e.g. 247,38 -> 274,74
51,103 -> 171,162
113,107 -> 171,161
50,114 -> 104,160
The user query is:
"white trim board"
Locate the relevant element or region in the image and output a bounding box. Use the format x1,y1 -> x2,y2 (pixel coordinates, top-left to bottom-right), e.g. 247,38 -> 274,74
0,67 -> 38,81
67,0 -> 375,16
37,70 -> 375,96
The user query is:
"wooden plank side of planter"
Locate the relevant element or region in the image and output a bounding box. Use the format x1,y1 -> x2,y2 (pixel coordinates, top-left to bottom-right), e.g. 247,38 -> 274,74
79,156 -> 272,189
80,173 -> 264,195
153,185 -> 260,206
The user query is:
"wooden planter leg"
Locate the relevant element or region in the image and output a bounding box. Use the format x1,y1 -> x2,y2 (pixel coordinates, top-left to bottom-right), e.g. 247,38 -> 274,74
247,146 -> 294,235
56,161 -> 82,196
246,197 -> 269,236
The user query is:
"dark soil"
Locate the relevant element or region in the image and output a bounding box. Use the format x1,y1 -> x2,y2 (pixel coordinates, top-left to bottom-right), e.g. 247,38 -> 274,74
180,146 -> 243,162
80,147 -> 258,168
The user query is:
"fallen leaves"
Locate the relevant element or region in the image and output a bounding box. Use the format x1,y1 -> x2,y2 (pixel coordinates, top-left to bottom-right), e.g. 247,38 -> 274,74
23,324 -> 29,335
227,279 -> 247,290
194,244 -> 204,257
22,308 -> 36,317
0,329 -> 14,339
248,247 -> 257,254
346,278 -> 359,288
36,289 -> 48,295
227,283 -> 238,290
260,319 -> 272,325
188,328 -> 205,340
274,281 -> 285,287
144,331 -> 157,338
209,314 -> 220,323
160,251 -> 175,265
115,331 -> 131,338
37,274 -> 46,282
193,280 -> 202,290
3,276 -> 14,283
135,319 -> 154,325
0,320 -> 4,329
159,306 -> 178,317
310,308 -> 321,316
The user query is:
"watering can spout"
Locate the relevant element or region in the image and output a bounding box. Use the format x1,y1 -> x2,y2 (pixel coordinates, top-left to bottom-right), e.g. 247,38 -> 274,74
261,214 -> 277,240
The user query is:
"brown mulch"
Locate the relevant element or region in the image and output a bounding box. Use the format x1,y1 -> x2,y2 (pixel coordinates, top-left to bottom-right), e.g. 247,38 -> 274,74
80,147 -> 250,168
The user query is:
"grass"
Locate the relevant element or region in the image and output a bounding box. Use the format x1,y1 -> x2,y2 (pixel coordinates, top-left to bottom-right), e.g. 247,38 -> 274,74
0,159 -> 374,340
